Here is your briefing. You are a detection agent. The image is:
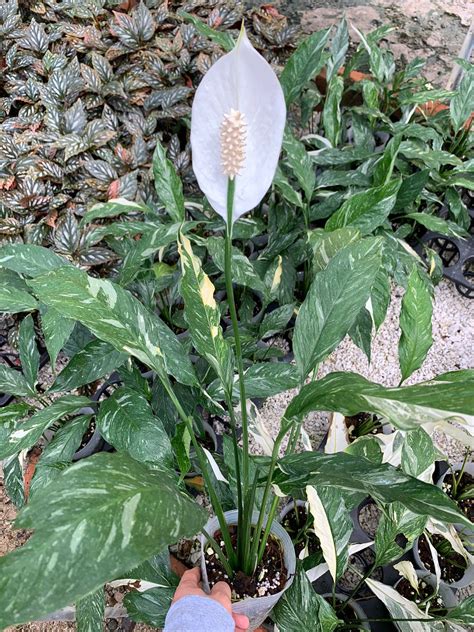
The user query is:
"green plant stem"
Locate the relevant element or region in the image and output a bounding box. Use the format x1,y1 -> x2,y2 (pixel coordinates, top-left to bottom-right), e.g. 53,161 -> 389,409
251,418 -> 292,569
224,177 -> 251,568
453,449 -> 471,499
223,387 -> 244,561
160,372 -> 236,568
339,564 -> 375,613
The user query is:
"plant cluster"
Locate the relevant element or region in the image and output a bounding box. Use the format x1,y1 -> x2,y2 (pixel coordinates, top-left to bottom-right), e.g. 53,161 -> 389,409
0,6 -> 473,632
0,0 -> 295,250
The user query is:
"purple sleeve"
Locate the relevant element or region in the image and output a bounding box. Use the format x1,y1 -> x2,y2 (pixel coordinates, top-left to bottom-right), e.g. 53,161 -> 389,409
164,595 -> 235,632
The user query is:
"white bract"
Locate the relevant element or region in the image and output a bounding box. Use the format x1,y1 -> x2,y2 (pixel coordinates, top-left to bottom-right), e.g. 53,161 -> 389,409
191,28 -> 286,222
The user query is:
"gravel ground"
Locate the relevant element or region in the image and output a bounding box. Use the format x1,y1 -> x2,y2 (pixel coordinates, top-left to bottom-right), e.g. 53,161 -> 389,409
256,279 -> 474,462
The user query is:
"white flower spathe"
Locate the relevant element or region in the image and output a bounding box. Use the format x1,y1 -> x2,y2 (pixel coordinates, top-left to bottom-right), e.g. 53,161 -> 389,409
191,28 -> 286,222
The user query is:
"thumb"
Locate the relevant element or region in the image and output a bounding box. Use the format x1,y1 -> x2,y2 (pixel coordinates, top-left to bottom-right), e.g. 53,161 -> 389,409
233,613 -> 250,630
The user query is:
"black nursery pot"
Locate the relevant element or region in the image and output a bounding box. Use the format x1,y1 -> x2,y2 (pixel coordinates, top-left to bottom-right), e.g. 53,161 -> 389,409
322,593 -> 370,631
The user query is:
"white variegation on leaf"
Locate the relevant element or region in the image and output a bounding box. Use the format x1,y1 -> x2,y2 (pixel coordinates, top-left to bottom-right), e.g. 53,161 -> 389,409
325,412 -> 350,453
365,578 -> 444,632
426,519 -> 473,564
247,400 -> 274,456
306,485 -> 352,581
191,27 -> 286,222
394,561 -> 419,593
305,541 -> 373,582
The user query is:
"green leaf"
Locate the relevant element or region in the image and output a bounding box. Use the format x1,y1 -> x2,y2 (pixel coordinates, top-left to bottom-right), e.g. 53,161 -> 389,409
446,596 -> 474,626
322,75 -> 344,147
259,303 -> 295,339
393,169 -> 430,212
373,135 -> 401,187
326,179 -> 401,235
280,29 -> 331,105
207,237 -> 266,294
119,223 -> 182,286
404,212 -> 469,238
294,237 -> 382,377
398,88 -> 455,105
18,315 -> 39,393
40,415 -> 91,465
399,141 -> 462,168
76,587 -> 104,632
375,502 -> 426,566
0,365 -> 31,398
152,140 -> 185,223
178,11 -> 234,52
0,395 -> 91,460
274,451 -> 470,527
97,387 -> 173,467
3,455 -> 25,509
309,227 -> 360,273
28,264 -> 196,386
80,198 -> 151,227
0,453 -> 206,628
450,71 -> 474,132
348,306 -> 372,362
326,18 -> 349,82
243,363 -> 300,398
0,284 -> 37,314
284,370 -> 474,433
273,166 -> 304,208
399,266 -> 433,382
283,130 -> 316,202
370,269 -> 391,331
306,485 -> 352,581
0,403 -> 30,423
401,428 -> 437,479
365,578 -> 443,631
178,233 -> 233,389
124,586 -> 175,628
50,339 -> 127,393
0,244 -> 70,277
40,306 -> 75,368
273,565 -> 340,632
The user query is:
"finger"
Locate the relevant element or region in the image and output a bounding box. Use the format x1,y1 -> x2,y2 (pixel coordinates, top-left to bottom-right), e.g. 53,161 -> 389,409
179,567 -> 201,588
210,581 -> 232,613
233,613 -> 250,631
173,568 -> 202,601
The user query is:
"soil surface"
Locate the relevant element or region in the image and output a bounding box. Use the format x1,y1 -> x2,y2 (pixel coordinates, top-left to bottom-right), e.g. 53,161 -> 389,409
205,527 -> 288,599
255,0 -> 472,85
281,505 -> 321,557
442,471 -> 474,524
397,577 -> 447,615
418,533 -> 468,584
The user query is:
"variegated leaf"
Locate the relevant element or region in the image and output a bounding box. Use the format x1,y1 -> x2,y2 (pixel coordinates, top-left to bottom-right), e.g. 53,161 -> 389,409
294,237 -> 382,378
0,453 -> 206,628
28,264 -> 196,386
0,395 -> 91,460
399,266 -> 433,382
178,233 -> 233,390
97,387 -> 172,468
306,485 -> 352,581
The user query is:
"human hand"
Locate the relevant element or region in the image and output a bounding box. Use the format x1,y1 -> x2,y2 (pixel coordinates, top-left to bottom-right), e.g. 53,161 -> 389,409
173,567 -> 250,632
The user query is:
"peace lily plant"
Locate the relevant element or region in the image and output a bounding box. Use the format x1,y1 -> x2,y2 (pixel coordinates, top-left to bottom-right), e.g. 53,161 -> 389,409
190,25 -> 288,581
0,19 -> 473,632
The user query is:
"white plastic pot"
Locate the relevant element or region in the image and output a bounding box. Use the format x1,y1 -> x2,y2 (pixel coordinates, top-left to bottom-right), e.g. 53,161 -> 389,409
436,461 -> 474,538
412,535 -> 474,590
200,510 -> 296,631
393,570 -> 457,631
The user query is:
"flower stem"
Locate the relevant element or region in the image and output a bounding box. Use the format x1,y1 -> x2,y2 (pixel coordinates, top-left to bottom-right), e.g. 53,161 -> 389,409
224,178 -> 250,551
160,372 -> 236,568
